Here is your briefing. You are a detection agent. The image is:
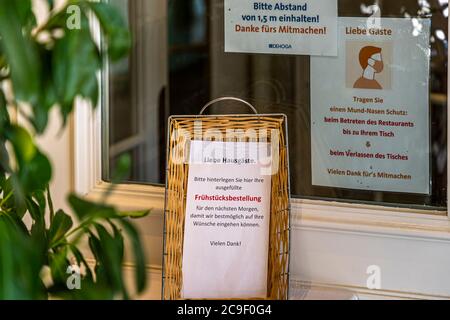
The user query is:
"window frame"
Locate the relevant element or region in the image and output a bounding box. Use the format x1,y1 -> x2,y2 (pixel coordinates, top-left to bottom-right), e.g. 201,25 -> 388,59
76,6 -> 450,225
72,3 -> 450,298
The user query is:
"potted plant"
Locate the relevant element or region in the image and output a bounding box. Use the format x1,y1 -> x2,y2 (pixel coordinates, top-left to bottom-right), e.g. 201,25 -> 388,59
0,0 -> 148,299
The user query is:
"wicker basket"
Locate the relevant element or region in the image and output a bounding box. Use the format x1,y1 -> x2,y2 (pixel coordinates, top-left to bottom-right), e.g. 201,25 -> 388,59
162,102 -> 291,300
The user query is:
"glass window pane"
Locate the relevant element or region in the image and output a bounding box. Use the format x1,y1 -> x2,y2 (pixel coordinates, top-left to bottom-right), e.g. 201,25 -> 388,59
104,0 -> 448,210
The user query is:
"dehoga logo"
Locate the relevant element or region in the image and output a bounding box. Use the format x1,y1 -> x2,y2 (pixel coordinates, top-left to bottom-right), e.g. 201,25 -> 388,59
269,43 -> 292,49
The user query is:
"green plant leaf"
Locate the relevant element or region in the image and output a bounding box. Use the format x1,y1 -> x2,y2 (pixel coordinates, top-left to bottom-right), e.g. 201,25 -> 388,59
26,197 -> 45,226
0,45 -> 6,70
120,219 -> 147,293
47,0 -> 54,11
15,0 -> 37,31
111,153 -> 131,183
0,89 -> 9,133
4,126 -> 52,194
31,48 -> 57,134
0,168 -> 5,192
6,126 -> 52,193
109,221 -> 124,263
0,216 -> 46,299
18,151 -> 52,193
1,177 -> 19,213
41,9 -> 67,32
94,223 -> 128,299
5,125 -> 36,164
3,211 -> 29,235
68,194 -> 117,221
0,140 -> 10,174
49,247 -> 70,287
119,210 -> 151,219
32,189 -> 47,214
0,0 -> 145,301
31,104 -> 49,135
86,1 -> 132,61
80,71 -> 99,108
0,0 -> 41,104
48,210 -> 73,248
88,228 -> 127,299
52,14 -> 101,124
26,197 -> 47,261
88,232 -> 107,284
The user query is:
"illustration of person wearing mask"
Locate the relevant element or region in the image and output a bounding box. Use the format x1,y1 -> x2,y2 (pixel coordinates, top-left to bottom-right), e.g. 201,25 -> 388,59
353,46 -> 384,90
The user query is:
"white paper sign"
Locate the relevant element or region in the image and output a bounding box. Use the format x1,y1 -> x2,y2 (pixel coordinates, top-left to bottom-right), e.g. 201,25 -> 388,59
224,0 -> 338,56
311,17 -> 431,194
181,141 -> 272,299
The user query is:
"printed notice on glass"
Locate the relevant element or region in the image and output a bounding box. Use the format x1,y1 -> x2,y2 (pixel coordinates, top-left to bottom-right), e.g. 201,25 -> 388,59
224,0 -> 338,56
181,141 -> 272,299
311,17 -> 431,194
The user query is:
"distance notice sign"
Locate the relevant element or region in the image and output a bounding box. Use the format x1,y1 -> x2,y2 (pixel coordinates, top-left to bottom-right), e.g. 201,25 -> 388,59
311,17 -> 431,194
224,0 -> 338,56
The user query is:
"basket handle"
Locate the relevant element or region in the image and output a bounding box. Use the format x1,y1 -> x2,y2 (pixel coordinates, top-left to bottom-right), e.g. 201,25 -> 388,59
199,97 -> 258,115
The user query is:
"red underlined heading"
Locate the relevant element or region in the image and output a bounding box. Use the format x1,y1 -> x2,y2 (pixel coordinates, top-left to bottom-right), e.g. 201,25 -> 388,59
194,194 -> 262,203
